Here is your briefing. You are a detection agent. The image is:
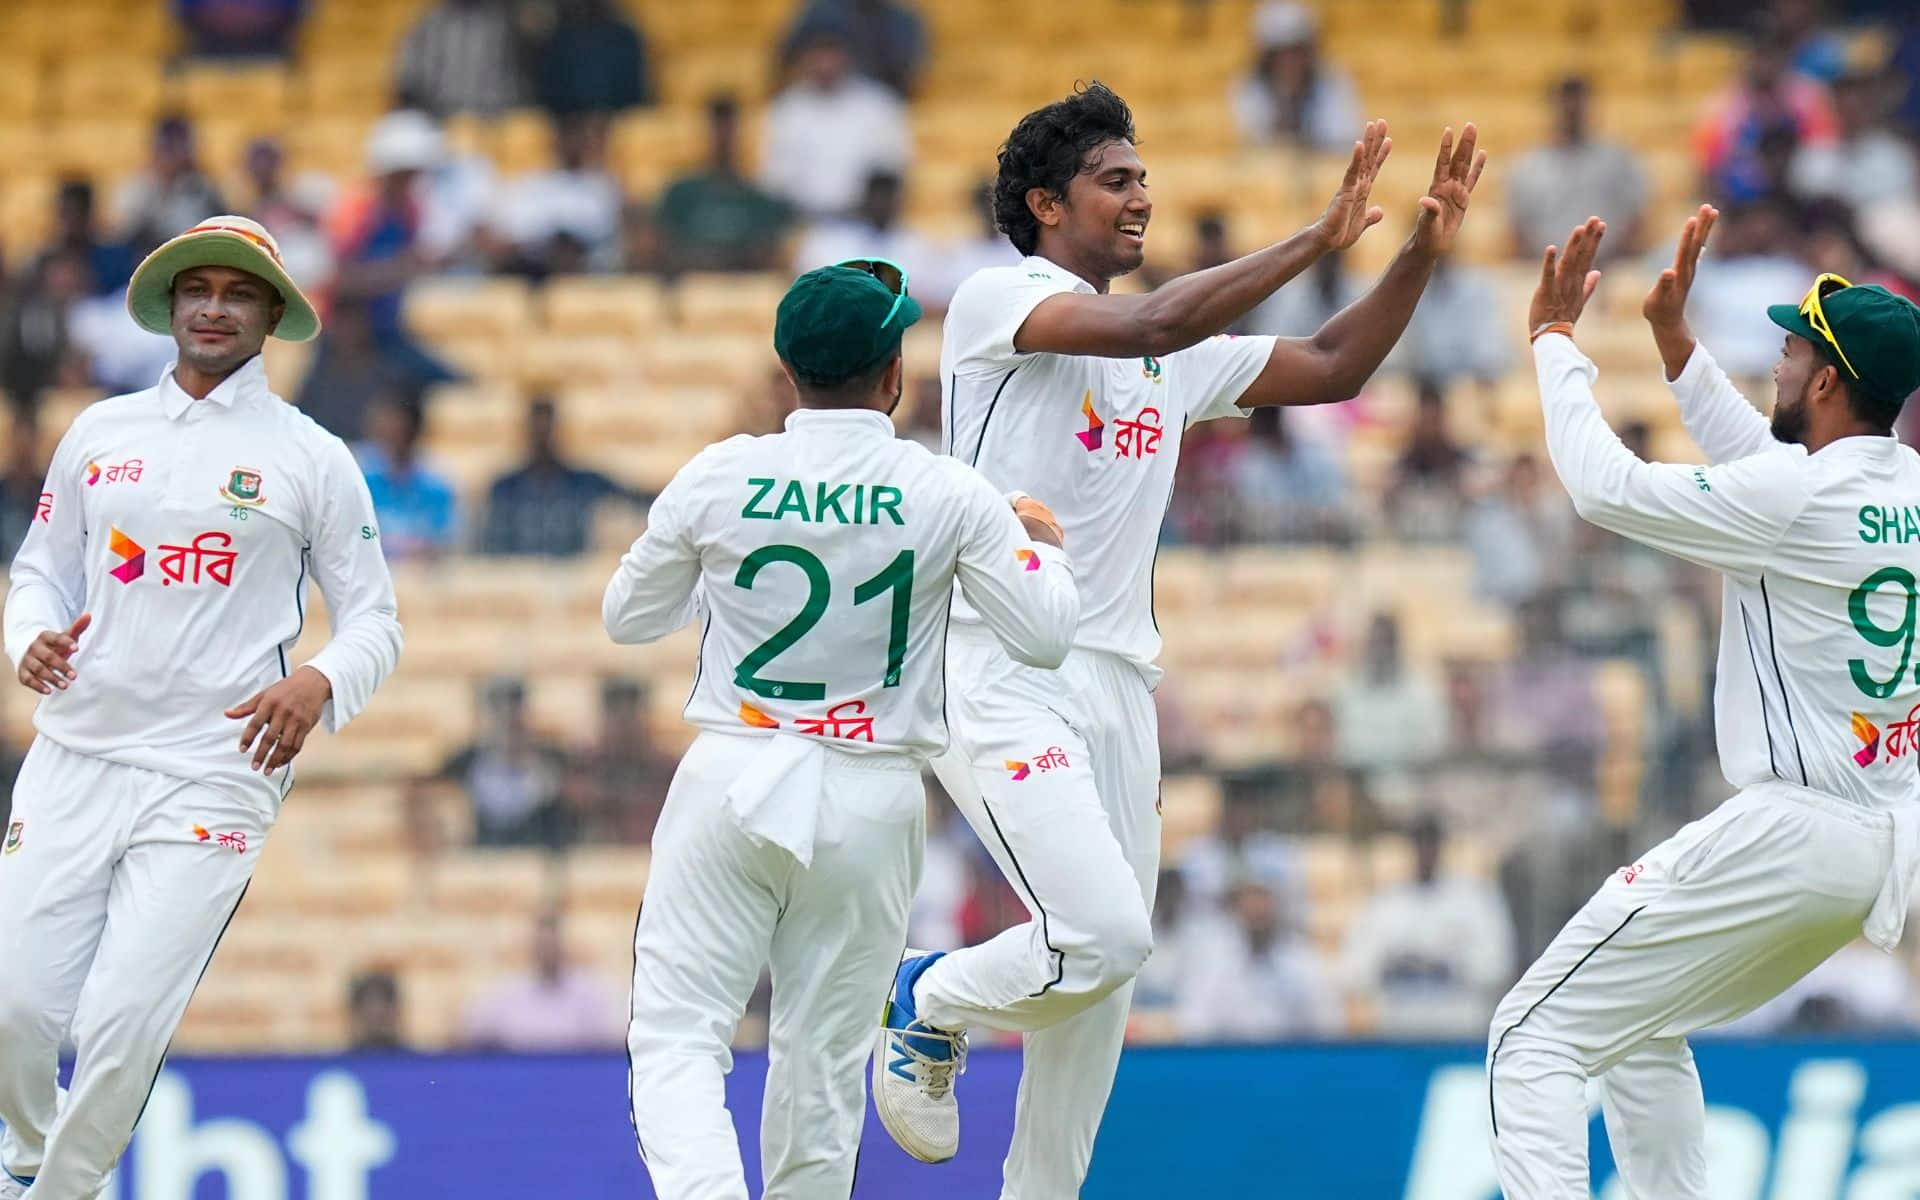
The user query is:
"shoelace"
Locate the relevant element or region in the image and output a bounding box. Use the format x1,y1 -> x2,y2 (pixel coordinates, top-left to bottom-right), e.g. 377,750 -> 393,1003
896,1020 -> 969,1100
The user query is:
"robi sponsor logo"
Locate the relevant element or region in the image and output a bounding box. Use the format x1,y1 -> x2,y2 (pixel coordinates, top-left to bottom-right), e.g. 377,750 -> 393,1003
106,527 -> 240,588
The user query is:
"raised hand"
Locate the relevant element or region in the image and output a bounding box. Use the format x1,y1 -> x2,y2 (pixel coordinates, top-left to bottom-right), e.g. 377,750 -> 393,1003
1643,204 -> 1717,330
1528,217 -> 1607,332
1311,119 -> 1391,252
1411,123 -> 1487,256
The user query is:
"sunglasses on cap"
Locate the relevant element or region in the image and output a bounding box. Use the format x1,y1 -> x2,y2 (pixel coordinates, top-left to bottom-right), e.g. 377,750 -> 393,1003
837,258 -> 909,329
1799,272 -> 1860,381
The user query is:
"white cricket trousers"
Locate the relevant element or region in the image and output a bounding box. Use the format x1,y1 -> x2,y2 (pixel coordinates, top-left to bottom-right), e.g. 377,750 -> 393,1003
922,624 -> 1160,1200
627,731 -> 924,1200
1487,779 -> 1898,1199
0,737 -> 267,1200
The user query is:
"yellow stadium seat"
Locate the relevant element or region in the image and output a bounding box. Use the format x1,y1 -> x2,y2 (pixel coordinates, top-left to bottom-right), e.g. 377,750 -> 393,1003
50,57 -> 165,122
295,56 -> 395,119
404,277 -> 533,342
0,60 -> 41,121
44,119 -> 149,180
542,275 -> 667,340
670,272 -> 785,333
176,64 -> 291,128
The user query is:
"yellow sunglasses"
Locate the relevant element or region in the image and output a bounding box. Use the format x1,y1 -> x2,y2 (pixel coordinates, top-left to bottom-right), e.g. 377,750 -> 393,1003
1799,272 -> 1860,380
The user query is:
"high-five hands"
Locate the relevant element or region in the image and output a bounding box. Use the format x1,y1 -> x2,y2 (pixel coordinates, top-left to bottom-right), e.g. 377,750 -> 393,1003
1643,204 -> 1717,378
1411,124 -> 1488,256
1312,119 -> 1391,252
1529,217 -> 1607,333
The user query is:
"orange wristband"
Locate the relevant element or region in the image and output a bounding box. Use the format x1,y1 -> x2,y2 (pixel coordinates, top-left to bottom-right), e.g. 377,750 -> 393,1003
1530,321 -> 1575,344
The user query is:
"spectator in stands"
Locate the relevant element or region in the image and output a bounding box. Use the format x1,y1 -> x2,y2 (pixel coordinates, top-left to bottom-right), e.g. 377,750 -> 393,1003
495,116 -> 624,275
1339,813 -> 1514,1037
354,391 -> 458,562
1791,68 -> 1918,210
1230,2 -> 1362,152
175,0 -> 305,59
295,298 -> 421,442
0,252 -> 89,416
1507,76 -> 1649,263
1693,20 -> 1837,202
1384,382 -> 1471,541
791,170 -> 936,288
1774,0 -> 1847,84
462,906 -> 623,1050
1685,196 -> 1814,378
0,413 -> 44,563
1464,452 -> 1576,605
1332,612 -> 1449,775
656,95 -> 794,274
1247,247 -> 1360,339
759,19 -> 911,219
478,396 -> 646,557
784,0 -> 928,96
1488,598 -> 1604,760
563,679 -> 675,842
1387,258 -> 1509,391
238,138 -> 333,291
395,0 -> 526,117
1227,405 -> 1352,544
1135,868 -> 1200,1023
1175,877 -> 1339,1041
533,0 -> 653,116
328,112 -> 461,384
439,677 -> 571,847
38,182 -> 132,299
114,116 -> 226,256
1802,199 -> 1914,299
346,970 -> 406,1052
1179,784 -> 1301,906
923,180 -> 1021,308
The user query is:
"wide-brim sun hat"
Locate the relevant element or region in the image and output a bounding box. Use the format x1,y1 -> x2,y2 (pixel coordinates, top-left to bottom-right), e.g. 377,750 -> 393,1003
126,215 -> 321,343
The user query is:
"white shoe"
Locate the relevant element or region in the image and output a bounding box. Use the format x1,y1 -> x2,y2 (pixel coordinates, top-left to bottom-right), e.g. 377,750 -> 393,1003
872,949 -> 966,1163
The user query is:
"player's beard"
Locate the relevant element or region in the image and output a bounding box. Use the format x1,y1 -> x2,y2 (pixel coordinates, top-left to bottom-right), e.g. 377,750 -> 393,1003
1770,380 -> 1811,446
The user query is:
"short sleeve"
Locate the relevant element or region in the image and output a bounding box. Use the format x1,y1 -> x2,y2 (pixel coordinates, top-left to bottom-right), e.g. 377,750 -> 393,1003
1167,333 -> 1277,425
946,267 -> 1081,377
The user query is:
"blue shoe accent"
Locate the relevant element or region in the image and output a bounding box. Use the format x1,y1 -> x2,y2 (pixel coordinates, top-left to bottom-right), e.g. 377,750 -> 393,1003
5,1167 -> 33,1187
883,952 -> 951,1080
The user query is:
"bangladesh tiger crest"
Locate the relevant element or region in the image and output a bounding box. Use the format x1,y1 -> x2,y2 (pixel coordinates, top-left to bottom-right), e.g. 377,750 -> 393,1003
4,820 -> 21,855
219,468 -> 264,506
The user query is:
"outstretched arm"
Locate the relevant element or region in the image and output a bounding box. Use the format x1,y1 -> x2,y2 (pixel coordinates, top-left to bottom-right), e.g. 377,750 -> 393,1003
1642,204 -> 1776,463
1011,120 -> 1396,359
1237,124 -> 1489,408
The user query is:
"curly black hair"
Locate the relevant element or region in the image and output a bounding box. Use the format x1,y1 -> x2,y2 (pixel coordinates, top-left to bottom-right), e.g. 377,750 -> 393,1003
993,82 -> 1137,257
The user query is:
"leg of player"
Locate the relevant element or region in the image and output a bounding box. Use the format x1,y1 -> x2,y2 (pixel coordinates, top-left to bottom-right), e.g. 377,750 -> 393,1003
31,767 -> 263,1200
627,736 -> 781,1200
1487,782 -> 1885,1200
0,743 -> 118,1194
761,758 -> 923,1200
997,652 -> 1162,1200
1599,1037 -> 1708,1198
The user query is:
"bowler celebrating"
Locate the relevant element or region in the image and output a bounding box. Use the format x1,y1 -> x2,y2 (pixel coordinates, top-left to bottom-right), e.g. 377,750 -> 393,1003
608,263 -> 1079,1200
0,217 -> 402,1200
875,82 -> 1485,1196
1488,209 -> 1920,1198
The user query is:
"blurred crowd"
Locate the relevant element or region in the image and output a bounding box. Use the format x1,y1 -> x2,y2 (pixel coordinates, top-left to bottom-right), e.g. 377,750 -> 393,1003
4,0 -> 1920,1049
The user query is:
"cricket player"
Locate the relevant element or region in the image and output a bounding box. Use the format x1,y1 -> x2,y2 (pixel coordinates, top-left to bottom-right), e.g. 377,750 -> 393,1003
607,263 -> 1080,1200
874,82 -> 1486,1192
1487,209 -> 1920,1198
0,216 -> 402,1200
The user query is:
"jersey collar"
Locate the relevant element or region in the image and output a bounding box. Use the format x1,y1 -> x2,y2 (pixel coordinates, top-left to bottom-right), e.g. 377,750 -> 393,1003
157,354 -> 270,421
1021,255 -> 1099,295
784,407 -> 896,436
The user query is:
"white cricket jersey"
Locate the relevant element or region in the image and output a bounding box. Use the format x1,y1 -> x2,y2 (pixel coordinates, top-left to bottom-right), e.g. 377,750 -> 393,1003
603,407 -> 1080,759
3,356 -> 403,806
940,256 -> 1277,681
1538,334 -> 1920,810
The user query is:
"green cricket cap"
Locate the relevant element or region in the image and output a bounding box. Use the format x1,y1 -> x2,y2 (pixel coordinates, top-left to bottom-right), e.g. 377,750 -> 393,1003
773,265 -> 921,388
1768,283 -> 1920,418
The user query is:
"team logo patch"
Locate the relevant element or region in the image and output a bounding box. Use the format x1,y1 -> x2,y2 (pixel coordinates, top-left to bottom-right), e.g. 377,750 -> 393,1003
86,460 -> 143,487
1853,711 -> 1883,766
1016,548 -> 1041,571
219,468 -> 264,506
194,825 -> 248,853
4,820 -> 21,855
1141,356 -> 1162,382
108,527 -> 145,583
1075,391 -> 1105,451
